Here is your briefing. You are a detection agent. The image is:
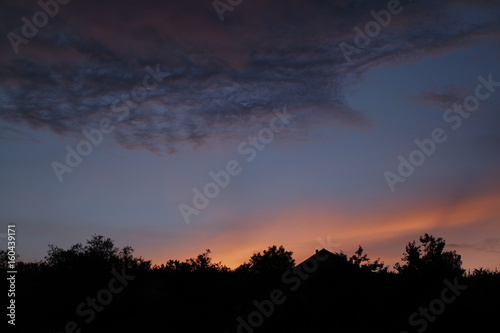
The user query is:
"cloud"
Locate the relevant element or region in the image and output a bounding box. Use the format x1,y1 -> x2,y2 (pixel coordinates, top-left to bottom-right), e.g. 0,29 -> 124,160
449,238 -> 500,254
0,126 -> 40,144
1,0 -> 499,153
408,85 -> 470,111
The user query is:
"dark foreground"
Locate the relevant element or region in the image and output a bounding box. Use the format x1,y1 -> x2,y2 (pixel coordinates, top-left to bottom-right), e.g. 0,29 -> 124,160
4,235 -> 499,333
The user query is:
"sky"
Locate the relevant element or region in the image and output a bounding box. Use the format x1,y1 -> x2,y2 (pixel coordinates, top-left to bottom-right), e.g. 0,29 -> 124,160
1,0 -> 500,271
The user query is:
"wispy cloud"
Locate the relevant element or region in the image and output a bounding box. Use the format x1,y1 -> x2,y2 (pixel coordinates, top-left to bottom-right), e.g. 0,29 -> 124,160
408,85 -> 470,111
449,238 -> 500,254
0,126 -> 40,144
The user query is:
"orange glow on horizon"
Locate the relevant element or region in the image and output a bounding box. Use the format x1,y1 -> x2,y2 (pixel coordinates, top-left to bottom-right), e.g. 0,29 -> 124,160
146,189 -> 500,271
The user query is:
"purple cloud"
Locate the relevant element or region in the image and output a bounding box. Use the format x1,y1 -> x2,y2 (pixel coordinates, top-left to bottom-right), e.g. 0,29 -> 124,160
0,0 -> 499,153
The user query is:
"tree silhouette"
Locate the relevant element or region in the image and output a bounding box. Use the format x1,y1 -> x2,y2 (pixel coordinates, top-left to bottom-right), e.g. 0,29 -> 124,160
7,233 -> 500,333
349,245 -> 388,273
85,234 -> 119,261
163,249 -> 228,272
44,234 -> 150,271
238,245 -> 295,273
394,233 -> 464,278
0,250 -> 12,269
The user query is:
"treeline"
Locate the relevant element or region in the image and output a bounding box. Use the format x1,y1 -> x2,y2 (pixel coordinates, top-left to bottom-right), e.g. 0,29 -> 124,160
2,234 -> 498,332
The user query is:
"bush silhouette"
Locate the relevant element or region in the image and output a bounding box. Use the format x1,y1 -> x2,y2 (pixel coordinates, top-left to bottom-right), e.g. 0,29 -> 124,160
237,245 -> 295,274
394,233 -> 464,278
7,233 -> 499,333
162,249 -> 229,272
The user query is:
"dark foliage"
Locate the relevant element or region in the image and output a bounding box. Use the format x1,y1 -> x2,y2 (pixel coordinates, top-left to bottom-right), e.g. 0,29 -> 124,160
4,234 -> 498,333
394,233 -> 464,279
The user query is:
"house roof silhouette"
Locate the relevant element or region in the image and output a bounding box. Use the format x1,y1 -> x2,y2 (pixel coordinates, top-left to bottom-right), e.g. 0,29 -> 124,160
296,248 -> 336,267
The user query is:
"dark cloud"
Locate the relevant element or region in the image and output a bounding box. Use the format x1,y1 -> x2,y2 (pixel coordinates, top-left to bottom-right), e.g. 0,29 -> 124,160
1,0 -> 499,152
